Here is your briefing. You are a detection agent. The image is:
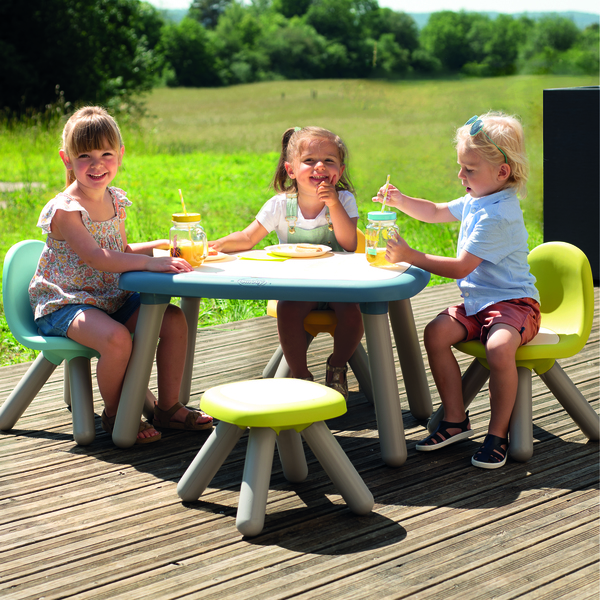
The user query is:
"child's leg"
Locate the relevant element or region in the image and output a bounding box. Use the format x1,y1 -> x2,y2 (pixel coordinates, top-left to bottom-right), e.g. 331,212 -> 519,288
67,309 -> 133,416
277,300 -> 319,379
423,314 -> 470,424
484,323 -> 521,438
328,302 -> 364,367
126,304 -> 212,426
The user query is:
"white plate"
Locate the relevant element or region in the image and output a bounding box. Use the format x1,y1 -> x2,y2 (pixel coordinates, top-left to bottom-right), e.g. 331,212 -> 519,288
264,244 -> 332,258
205,251 -> 231,262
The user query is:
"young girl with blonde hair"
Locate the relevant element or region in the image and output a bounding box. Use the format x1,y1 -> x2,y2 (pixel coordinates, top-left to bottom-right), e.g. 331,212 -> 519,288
29,106 -> 213,443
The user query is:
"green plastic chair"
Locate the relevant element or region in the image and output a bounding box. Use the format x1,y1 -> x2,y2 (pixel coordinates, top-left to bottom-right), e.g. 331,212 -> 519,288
427,241 -> 599,462
0,240 -> 100,445
177,378 -> 374,537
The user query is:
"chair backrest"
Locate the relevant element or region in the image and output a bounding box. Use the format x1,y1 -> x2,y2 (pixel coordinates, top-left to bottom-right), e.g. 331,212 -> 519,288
356,229 -> 366,254
2,240 -> 99,361
3,240 -> 46,346
528,241 -> 595,356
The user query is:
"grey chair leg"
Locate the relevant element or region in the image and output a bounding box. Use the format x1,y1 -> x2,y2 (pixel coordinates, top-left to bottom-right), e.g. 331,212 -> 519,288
509,367 -> 534,462
276,429 -> 308,483
262,344 -> 284,378
63,361 -> 71,409
348,343 -> 374,405
68,356 -> 96,446
538,362 -> 600,441
177,422 -> 245,501
389,298 -> 433,420
428,359 -> 490,433
237,427 -> 276,537
302,420 -> 373,515
0,354 -> 58,431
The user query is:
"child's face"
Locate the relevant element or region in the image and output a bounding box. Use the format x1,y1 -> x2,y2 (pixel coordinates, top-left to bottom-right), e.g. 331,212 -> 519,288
457,146 -> 508,199
285,139 -> 345,197
60,138 -> 124,193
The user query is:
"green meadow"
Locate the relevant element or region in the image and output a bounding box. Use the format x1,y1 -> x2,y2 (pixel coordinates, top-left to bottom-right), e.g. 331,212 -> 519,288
1,75 -> 597,365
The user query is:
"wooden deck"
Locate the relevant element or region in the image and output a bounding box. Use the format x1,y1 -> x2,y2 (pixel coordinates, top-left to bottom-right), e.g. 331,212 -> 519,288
1,283 -> 598,600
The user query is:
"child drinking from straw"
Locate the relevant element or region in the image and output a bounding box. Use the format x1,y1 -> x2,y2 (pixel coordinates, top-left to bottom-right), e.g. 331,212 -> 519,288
29,106 -> 213,444
373,112 -> 540,469
210,126 -> 363,399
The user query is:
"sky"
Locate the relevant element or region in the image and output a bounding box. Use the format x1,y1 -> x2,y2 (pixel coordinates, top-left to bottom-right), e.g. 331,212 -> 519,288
147,0 -> 600,15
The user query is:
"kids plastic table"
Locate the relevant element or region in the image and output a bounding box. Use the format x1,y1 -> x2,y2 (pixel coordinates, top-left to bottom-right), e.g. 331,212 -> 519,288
115,251 -> 432,466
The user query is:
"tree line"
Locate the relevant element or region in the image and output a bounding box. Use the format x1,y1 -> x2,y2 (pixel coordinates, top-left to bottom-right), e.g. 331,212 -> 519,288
1,0 -> 597,115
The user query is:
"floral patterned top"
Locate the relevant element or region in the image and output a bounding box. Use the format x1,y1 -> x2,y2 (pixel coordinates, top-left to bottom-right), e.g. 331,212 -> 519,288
29,187 -> 133,320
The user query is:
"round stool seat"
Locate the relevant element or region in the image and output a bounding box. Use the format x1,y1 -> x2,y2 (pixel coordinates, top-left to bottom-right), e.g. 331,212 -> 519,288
200,378 -> 346,432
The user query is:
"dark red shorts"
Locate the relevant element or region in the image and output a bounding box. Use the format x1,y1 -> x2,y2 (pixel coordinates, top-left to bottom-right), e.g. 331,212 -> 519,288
441,297 -> 541,346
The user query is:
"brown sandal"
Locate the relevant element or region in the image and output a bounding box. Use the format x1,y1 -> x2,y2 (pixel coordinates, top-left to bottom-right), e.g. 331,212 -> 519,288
325,354 -> 348,400
153,401 -> 214,431
101,410 -> 162,444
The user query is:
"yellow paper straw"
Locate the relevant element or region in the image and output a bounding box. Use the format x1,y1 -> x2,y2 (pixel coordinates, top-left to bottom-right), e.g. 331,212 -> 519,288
380,174 -> 391,212
179,189 -> 188,215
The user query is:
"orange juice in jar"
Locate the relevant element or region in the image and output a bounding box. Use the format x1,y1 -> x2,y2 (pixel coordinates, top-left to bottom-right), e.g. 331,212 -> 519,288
169,213 -> 208,267
366,211 -> 399,267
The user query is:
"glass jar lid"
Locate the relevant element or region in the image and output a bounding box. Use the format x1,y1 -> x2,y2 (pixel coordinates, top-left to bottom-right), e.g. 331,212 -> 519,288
172,212 -> 201,223
367,211 -> 396,221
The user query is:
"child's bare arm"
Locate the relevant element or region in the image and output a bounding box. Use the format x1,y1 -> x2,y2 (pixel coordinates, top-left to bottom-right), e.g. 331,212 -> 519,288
373,184 -> 456,224
387,235 -> 482,279
126,239 -> 170,256
209,220 -> 269,253
52,209 -> 191,273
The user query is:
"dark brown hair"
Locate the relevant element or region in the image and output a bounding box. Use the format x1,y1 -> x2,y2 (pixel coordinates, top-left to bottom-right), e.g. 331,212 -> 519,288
271,126 -> 354,194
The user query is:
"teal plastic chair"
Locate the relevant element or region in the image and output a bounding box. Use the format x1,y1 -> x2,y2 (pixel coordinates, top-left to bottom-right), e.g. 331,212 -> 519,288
0,240 -> 100,445
427,242 -> 599,462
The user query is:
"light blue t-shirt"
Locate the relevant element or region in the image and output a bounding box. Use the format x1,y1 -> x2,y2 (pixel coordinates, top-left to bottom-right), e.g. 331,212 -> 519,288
447,188 -> 540,316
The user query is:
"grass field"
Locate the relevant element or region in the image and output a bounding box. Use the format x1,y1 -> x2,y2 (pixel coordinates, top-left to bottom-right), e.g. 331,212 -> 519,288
1,74 -> 597,365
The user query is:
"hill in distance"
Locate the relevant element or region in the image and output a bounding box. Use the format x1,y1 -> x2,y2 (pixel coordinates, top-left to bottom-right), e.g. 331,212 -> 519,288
161,8 -> 599,30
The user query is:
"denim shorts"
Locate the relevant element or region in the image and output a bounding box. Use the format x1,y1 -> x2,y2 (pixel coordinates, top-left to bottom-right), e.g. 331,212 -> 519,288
35,293 -> 141,338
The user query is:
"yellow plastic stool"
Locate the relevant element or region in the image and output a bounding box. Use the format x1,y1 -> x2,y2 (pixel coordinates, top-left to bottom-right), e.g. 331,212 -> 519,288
177,378 -> 374,537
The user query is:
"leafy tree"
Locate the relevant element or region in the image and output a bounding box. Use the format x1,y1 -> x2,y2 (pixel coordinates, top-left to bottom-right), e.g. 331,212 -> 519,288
160,18 -> 220,86
0,0 -> 164,114
272,0 -> 312,18
420,11 -> 478,72
189,0 -> 233,29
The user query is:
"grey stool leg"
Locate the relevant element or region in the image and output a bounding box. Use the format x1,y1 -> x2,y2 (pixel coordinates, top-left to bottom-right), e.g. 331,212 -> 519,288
508,366 -> 534,462
539,362 -> 600,441
428,359 -> 490,433
68,356 -> 96,446
177,422 -> 245,501
237,427 -> 277,537
0,354 -> 58,430
302,420 -> 374,515
276,429 -> 308,483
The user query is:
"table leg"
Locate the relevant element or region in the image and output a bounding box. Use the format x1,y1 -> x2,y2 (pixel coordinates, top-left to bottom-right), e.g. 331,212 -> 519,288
180,297 -> 201,406
113,302 -> 168,448
388,299 -> 433,421
362,311 -> 407,467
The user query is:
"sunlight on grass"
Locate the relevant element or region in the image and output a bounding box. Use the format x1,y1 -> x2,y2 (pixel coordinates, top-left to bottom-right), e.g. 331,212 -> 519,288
1,74 -> 597,365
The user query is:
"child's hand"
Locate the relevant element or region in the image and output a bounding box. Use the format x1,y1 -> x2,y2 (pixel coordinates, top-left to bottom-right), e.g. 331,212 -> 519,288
208,240 -> 222,253
148,257 -> 193,273
372,183 -> 402,209
316,175 -> 340,207
385,233 -> 411,264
